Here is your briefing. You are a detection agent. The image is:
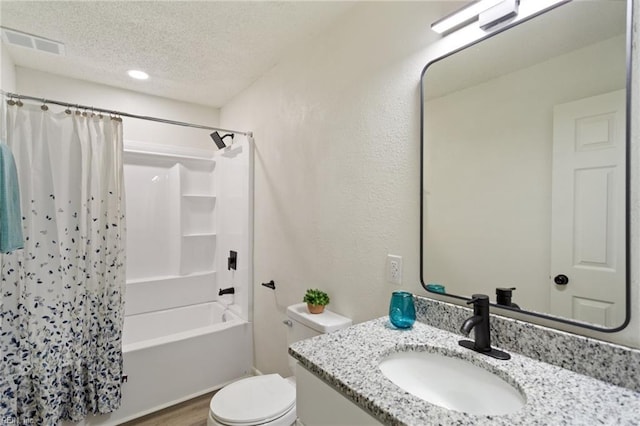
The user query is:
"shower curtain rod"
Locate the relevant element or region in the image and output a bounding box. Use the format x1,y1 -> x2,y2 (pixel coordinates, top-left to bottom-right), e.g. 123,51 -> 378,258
1,90 -> 251,137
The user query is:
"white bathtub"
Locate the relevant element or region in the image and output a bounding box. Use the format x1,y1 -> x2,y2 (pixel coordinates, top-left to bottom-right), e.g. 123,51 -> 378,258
76,302 -> 252,426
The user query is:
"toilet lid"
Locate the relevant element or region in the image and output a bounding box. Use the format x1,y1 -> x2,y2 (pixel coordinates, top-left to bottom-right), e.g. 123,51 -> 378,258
210,374 -> 296,425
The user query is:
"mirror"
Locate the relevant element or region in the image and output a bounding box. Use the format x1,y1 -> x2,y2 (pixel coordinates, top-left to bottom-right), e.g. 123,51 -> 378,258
420,0 -> 630,331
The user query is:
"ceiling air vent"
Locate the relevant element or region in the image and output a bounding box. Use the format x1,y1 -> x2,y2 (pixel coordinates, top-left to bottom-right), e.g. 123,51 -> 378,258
1,27 -> 65,56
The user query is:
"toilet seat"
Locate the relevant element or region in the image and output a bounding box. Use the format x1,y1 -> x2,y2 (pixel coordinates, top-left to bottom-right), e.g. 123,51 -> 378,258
210,374 -> 296,426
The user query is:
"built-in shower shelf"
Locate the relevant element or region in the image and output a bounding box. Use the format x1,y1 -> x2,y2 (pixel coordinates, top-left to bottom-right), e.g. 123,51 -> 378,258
182,233 -> 217,238
182,194 -> 216,199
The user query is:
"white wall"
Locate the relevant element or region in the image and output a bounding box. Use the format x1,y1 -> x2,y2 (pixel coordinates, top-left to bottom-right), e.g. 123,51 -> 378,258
221,0 -> 640,377
220,2 -> 451,377
1,41 -> 16,91
15,67 -> 220,150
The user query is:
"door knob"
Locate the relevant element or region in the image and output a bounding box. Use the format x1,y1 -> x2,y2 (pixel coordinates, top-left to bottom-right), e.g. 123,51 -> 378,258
554,274 -> 569,285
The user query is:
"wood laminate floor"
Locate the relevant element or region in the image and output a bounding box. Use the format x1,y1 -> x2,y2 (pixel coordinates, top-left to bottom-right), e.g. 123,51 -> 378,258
121,391 -> 215,426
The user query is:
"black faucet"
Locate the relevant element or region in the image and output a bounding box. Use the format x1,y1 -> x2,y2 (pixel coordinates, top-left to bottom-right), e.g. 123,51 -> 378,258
496,287 -> 521,309
459,294 -> 510,360
218,287 -> 235,296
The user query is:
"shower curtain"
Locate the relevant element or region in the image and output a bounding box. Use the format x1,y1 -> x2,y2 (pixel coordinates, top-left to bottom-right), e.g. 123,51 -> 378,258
0,100 -> 126,425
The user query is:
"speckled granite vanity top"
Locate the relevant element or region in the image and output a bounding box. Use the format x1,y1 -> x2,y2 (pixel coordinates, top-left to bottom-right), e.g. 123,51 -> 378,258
289,317 -> 640,425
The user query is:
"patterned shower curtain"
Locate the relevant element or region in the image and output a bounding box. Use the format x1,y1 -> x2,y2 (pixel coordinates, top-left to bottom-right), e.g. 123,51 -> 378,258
0,99 -> 126,425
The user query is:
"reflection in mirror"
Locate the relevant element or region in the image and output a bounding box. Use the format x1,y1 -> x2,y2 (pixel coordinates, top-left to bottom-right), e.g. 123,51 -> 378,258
421,0 -> 629,331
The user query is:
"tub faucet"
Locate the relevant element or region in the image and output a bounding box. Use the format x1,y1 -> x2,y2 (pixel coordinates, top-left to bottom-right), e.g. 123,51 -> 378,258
459,294 -> 510,360
218,287 -> 235,296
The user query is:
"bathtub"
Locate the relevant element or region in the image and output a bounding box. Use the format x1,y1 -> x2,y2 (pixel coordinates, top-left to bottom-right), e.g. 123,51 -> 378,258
76,302 -> 252,426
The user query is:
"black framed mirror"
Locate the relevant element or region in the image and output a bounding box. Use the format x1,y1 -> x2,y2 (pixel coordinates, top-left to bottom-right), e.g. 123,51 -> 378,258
420,0 -> 631,332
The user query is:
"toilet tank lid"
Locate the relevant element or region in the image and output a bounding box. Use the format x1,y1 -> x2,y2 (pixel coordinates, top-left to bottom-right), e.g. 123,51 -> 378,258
286,303 -> 352,333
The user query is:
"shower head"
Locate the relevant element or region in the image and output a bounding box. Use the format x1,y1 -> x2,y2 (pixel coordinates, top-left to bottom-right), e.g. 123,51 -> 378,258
210,131 -> 234,149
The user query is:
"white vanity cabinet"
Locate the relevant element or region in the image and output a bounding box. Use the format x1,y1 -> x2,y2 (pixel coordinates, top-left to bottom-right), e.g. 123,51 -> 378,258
295,364 -> 381,425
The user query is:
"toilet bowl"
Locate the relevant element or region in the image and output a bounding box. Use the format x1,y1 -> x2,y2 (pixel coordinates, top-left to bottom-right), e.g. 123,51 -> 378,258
207,303 -> 352,426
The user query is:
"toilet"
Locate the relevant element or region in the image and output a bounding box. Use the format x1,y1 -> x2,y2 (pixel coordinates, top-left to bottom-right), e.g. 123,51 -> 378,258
207,303 -> 352,426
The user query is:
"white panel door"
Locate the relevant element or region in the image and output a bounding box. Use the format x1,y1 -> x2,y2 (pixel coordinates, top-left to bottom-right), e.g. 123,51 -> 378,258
549,90 -> 625,327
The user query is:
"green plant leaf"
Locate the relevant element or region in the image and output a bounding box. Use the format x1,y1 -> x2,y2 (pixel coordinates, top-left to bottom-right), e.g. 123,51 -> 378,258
302,288 -> 330,306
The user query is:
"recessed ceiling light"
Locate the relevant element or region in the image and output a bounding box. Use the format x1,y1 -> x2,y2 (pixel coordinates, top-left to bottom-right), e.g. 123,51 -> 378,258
127,70 -> 149,80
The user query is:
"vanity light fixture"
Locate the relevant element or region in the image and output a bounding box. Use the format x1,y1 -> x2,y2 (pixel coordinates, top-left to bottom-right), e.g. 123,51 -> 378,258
127,69 -> 149,80
431,0 -> 519,34
431,0 -> 503,34
479,0 -> 519,30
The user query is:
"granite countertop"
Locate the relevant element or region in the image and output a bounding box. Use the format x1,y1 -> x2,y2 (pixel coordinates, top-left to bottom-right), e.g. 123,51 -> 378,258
289,318 -> 640,425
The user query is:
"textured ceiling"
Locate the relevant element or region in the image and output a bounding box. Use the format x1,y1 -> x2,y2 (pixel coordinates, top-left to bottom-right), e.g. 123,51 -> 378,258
0,1 -> 357,108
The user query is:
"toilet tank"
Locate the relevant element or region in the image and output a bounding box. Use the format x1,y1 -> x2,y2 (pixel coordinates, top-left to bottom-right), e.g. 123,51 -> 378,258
286,303 -> 352,374
286,303 -> 352,342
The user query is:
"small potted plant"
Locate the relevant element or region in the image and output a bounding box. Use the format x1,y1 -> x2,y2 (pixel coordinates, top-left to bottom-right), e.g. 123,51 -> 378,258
303,288 -> 330,314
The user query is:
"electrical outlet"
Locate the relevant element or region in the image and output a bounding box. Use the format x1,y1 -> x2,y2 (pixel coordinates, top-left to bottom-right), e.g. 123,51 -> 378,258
387,254 -> 402,285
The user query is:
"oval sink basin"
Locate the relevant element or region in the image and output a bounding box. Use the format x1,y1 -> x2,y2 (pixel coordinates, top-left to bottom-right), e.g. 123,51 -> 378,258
379,351 -> 525,415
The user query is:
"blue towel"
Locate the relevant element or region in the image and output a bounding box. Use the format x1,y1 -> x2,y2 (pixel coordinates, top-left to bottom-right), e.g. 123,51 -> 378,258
0,143 -> 24,253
